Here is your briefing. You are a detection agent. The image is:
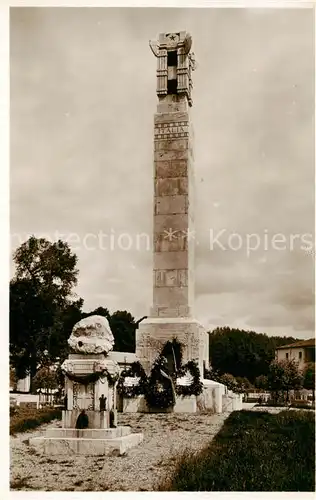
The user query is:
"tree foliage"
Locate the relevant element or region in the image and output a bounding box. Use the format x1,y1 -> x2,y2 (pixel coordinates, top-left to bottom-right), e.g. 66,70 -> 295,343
13,236 -> 78,300
303,363 -> 315,400
235,376 -> 253,390
10,367 -> 17,390
209,327 -> 299,383
254,375 -> 268,391
267,359 -> 303,402
48,299 -> 83,362
81,307 -> 110,321
220,373 -> 238,390
204,368 -> 243,393
32,367 -> 59,392
10,236 -> 81,384
109,310 -> 136,353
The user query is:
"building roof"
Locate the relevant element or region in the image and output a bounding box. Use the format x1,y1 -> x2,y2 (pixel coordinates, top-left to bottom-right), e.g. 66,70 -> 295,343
276,338 -> 315,350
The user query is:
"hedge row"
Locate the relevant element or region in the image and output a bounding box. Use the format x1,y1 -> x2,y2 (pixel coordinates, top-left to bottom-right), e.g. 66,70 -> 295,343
10,407 -> 62,435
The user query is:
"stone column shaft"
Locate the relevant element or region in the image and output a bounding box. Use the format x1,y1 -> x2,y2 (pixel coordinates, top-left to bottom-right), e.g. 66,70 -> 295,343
151,105 -> 195,318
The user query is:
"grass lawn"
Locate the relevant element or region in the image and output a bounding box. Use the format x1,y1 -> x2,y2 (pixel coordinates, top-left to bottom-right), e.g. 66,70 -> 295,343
10,406 -> 62,435
158,410 -> 315,491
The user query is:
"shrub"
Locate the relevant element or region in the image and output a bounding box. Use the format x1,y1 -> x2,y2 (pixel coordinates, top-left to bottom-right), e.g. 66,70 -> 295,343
158,410 -> 315,491
10,406 -> 62,435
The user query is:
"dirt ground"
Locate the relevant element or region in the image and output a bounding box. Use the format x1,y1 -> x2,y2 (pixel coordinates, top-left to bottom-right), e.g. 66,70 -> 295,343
10,411 -> 230,491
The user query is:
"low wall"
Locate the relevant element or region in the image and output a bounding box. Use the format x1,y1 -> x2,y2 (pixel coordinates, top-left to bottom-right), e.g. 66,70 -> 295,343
200,380 -> 226,413
222,394 -> 233,412
122,383 -> 232,414
174,395 -> 196,413
122,395 -> 197,413
232,393 -> 243,410
222,392 -> 243,412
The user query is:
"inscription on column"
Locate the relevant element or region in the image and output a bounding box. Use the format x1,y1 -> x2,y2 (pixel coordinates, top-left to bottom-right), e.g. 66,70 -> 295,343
155,121 -> 189,139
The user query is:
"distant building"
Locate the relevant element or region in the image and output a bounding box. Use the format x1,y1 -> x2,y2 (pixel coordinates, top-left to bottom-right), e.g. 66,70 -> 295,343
275,338 -> 315,371
16,374 -> 31,392
10,365 -> 32,393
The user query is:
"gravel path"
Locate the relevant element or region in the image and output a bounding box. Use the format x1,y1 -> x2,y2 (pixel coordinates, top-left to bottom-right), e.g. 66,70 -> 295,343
10,411 -> 230,491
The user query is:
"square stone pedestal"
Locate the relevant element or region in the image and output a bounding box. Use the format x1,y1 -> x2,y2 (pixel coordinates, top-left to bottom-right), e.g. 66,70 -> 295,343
136,317 -> 209,376
62,409 -> 115,429
64,353 -> 118,420
29,426 -> 143,456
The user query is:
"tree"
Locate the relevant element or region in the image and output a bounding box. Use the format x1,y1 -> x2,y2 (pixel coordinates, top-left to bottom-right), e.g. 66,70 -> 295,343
254,375 -> 268,391
10,278 -> 55,380
268,359 -> 303,403
13,235 -> 78,300
235,376 -> 252,391
10,236 -> 82,388
109,310 -> 136,353
81,307 -> 110,321
208,326 -> 299,383
303,363 -> 315,401
49,298 -> 84,362
32,366 -> 59,392
219,373 -> 239,392
10,367 -> 17,390
32,366 -> 60,404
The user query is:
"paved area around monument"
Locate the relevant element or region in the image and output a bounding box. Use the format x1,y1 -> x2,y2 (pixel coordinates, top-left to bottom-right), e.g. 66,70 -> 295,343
10,411 -> 230,491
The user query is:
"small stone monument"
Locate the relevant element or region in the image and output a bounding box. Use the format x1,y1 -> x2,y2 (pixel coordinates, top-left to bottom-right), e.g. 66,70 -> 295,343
61,315 -> 119,429
29,316 -> 143,455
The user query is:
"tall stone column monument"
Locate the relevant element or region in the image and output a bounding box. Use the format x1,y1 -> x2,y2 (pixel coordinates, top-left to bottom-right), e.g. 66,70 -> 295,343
136,31 -> 209,376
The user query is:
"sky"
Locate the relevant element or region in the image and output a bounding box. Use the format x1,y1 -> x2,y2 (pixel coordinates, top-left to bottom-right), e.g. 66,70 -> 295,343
10,7 -> 315,338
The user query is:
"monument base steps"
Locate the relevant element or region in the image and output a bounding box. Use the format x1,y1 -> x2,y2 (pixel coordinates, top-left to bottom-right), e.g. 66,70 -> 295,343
29,426 -> 143,456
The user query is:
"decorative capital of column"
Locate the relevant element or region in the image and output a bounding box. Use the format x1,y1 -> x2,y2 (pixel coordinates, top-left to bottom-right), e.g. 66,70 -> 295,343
149,31 -> 196,107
